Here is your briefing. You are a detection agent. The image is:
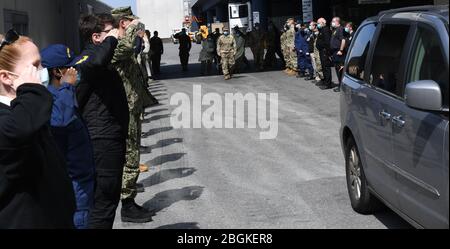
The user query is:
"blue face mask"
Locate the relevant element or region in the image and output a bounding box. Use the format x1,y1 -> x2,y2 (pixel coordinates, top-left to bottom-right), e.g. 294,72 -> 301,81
345,27 -> 350,33
224,31 -> 229,36
39,68 -> 49,87
317,24 -> 322,29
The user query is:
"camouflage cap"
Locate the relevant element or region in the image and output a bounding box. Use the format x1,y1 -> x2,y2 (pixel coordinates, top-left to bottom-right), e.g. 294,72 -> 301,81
111,6 -> 139,20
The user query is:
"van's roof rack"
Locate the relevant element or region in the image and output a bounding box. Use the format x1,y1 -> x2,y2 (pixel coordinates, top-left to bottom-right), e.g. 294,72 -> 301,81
378,5 -> 448,16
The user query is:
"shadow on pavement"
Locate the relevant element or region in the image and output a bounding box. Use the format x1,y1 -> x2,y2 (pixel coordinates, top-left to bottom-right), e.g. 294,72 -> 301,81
155,222 -> 200,229
140,138 -> 184,154
143,186 -> 204,214
158,59 -> 284,81
143,114 -> 172,123
145,108 -> 169,116
139,167 -> 197,188
142,127 -> 174,138
146,153 -> 186,167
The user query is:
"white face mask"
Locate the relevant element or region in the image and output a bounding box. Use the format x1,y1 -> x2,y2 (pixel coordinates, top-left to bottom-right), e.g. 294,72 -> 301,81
39,68 -> 49,87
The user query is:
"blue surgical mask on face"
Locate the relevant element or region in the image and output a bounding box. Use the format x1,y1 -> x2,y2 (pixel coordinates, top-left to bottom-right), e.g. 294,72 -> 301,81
317,24 -> 322,29
224,31 -> 229,36
345,27 -> 350,33
39,68 -> 49,87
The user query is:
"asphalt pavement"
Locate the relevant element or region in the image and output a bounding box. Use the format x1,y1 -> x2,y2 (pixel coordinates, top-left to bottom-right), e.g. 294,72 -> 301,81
114,43 -> 412,229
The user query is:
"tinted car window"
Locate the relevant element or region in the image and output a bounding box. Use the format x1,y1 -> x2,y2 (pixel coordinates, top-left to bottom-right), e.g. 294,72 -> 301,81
369,24 -> 410,97
346,23 -> 377,81
407,26 -> 449,107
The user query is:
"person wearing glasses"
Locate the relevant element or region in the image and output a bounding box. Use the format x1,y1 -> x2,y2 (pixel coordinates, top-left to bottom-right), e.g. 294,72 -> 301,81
77,14 -> 131,229
0,30 -> 76,228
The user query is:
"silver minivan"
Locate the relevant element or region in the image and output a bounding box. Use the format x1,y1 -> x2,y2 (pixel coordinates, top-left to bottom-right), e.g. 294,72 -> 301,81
340,5 -> 449,229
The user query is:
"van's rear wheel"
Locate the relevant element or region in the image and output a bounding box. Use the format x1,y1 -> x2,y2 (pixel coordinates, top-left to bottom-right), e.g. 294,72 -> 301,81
345,137 -> 382,214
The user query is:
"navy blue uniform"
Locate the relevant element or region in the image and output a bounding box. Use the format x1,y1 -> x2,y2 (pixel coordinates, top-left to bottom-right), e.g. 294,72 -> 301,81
295,31 -> 314,75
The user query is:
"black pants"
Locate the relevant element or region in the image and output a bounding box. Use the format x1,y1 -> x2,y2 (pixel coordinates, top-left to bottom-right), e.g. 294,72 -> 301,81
332,51 -> 345,86
180,52 -> 190,70
88,138 -> 126,229
319,49 -> 332,86
264,46 -> 285,68
151,54 -> 161,74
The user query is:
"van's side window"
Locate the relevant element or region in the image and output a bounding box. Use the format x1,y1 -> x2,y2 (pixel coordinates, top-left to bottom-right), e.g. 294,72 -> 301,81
407,26 -> 449,107
346,24 -> 376,81
369,24 -> 410,97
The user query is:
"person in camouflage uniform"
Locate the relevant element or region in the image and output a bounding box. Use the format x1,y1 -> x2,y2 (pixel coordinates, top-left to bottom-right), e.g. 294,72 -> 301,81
217,27 -> 236,80
285,18 -> 298,76
111,6 -> 154,223
280,26 -> 289,72
246,23 -> 266,71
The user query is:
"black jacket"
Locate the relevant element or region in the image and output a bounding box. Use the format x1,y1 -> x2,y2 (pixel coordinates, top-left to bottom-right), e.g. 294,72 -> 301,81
316,26 -> 332,53
0,84 -> 75,229
77,37 -> 129,140
150,36 -> 164,55
175,33 -> 192,53
308,33 -> 315,54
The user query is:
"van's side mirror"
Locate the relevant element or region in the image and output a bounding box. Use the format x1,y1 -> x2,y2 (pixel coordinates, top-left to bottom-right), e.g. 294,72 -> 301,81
405,80 -> 443,111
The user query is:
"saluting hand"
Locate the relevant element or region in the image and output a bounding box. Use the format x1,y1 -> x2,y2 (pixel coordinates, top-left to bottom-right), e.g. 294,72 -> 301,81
61,68 -> 78,85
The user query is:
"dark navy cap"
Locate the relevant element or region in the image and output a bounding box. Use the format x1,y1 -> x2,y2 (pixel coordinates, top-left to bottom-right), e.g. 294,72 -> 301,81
41,44 -> 89,69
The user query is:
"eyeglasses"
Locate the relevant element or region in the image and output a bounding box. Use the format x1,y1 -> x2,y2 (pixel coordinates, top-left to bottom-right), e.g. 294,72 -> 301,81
0,29 -> 20,53
101,29 -> 113,34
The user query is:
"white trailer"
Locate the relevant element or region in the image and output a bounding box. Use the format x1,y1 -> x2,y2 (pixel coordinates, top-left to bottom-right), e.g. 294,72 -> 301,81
228,1 -> 253,33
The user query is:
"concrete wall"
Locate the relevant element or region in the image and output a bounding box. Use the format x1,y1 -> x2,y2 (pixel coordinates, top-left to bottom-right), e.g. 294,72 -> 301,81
137,0 -> 185,39
0,0 -> 111,52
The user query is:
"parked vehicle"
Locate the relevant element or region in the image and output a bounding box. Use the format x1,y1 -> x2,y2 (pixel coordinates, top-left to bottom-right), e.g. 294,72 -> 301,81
340,5 -> 449,229
229,0 -> 253,33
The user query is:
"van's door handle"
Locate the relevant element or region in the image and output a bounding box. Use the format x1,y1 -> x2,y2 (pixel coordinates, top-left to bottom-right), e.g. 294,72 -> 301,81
379,111 -> 392,121
392,116 -> 406,128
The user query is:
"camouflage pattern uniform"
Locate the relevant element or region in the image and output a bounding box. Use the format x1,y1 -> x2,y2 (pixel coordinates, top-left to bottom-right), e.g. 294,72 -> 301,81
111,9 -> 152,201
217,34 -> 236,79
285,26 -> 298,72
280,31 -> 288,69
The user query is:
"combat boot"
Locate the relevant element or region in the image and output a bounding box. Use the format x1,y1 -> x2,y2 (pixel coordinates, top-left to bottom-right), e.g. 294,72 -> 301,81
121,199 -> 154,223
287,69 -> 297,76
139,164 -> 149,173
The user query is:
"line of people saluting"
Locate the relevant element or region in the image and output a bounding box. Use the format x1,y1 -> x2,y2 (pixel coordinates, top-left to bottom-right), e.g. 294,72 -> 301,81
0,6 -> 161,229
191,17 -> 355,87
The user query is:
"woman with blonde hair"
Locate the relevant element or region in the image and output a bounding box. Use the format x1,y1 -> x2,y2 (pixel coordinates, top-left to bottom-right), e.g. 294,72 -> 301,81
0,30 -> 75,228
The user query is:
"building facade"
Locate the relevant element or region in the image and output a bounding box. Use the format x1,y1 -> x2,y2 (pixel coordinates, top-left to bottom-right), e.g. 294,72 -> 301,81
0,0 -> 112,52
137,0 -> 187,39
192,0 -> 448,31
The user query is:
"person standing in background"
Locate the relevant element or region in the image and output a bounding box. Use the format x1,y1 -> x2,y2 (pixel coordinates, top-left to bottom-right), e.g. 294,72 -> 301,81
233,26 -> 249,73
316,17 -> 333,89
285,18 -> 298,76
330,17 -> 346,90
150,31 -> 163,77
217,27 -> 236,80
247,23 -> 266,71
174,28 -> 192,72
198,34 -> 215,76
309,21 -> 324,83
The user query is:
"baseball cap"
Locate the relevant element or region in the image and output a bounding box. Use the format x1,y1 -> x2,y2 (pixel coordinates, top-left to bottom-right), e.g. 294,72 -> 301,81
111,6 -> 139,20
41,44 -> 89,69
